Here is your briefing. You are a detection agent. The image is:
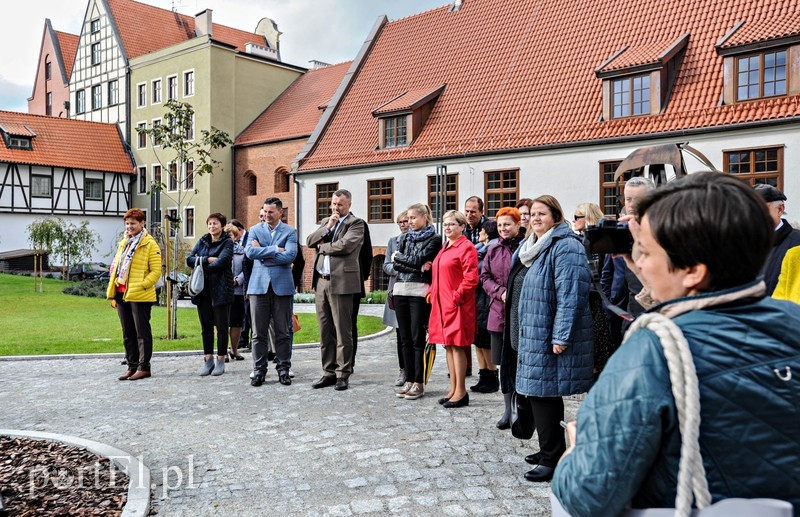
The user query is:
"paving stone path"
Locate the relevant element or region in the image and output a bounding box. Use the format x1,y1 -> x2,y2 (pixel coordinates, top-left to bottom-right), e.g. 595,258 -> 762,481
0,325 -> 579,516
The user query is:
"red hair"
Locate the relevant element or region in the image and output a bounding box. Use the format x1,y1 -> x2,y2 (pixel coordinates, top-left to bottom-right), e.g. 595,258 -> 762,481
496,207 -> 521,223
123,208 -> 146,222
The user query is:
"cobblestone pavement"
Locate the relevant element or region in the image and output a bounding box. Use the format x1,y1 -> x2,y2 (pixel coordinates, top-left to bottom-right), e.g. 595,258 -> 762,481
0,330 -> 579,516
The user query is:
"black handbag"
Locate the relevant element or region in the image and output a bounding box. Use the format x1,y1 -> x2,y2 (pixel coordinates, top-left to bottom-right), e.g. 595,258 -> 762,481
510,391 -> 534,439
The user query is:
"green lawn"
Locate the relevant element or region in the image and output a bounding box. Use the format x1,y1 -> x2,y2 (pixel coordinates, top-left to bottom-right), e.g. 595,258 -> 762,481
0,273 -> 386,356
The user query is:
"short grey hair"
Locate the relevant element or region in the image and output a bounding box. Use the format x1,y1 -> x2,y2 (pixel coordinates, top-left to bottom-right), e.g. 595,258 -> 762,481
626,176 -> 656,191
333,189 -> 352,201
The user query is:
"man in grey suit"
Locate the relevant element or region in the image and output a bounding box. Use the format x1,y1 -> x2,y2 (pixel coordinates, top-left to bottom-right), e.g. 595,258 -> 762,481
307,189 -> 365,391
245,197 -> 297,387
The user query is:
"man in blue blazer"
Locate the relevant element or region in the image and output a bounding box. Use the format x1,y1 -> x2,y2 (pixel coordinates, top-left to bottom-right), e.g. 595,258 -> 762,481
245,197 -> 297,387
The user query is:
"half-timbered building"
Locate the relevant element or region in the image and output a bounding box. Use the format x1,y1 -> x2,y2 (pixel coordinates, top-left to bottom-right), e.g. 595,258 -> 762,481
0,110 -> 134,262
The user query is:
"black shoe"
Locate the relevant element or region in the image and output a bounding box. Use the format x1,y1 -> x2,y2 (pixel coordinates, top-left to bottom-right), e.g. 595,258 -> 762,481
470,369 -> 488,392
466,367 -> 473,377
334,377 -> 349,391
312,376 -> 336,389
496,417 -> 510,430
524,464 -> 554,482
524,452 -> 542,465
443,393 -> 469,408
278,373 -> 292,386
475,369 -> 499,393
251,374 -> 265,387
437,397 -> 451,405
267,351 -> 276,362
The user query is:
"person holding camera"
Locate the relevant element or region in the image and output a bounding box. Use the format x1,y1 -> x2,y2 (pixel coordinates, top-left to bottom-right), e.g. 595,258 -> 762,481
553,172 -> 800,515
515,195 -> 594,482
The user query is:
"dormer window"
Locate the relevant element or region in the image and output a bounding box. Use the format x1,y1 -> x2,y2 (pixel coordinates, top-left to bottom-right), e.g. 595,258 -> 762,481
383,116 -> 407,148
736,49 -> 787,101
716,19 -> 798,105
596,33 -> 689,120
612,75 -> 650,118
372,84 -> 446,149
9,137 -> 32,149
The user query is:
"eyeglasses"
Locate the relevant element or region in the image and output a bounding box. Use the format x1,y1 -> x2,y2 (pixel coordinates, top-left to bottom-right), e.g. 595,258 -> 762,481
398,220 -> 409,225
443,223 -> 461,228
573,215 -> 585,220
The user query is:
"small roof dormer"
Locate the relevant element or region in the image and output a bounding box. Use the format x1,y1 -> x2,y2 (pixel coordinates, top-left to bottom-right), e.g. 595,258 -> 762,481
371,84 -> 445,149
0,123 -> 36,150
596,33 -> 689,120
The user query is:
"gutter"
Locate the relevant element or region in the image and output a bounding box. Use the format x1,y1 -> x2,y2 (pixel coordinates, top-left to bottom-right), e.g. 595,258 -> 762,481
294,115 -> 800,175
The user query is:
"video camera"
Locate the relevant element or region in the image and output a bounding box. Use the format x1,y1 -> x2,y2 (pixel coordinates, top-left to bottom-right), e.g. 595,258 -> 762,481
584,218 -> 633,255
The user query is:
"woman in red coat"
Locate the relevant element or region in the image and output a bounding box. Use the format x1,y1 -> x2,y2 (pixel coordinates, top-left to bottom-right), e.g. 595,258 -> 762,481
428,210 -> 479,408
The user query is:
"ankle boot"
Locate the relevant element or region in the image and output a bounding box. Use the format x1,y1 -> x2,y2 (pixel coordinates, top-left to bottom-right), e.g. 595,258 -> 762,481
211,357 -> 225,376
199,357 -> 214,376
476,369 -> 499,393
496,392 -> 513,429
470,369 -> 488,392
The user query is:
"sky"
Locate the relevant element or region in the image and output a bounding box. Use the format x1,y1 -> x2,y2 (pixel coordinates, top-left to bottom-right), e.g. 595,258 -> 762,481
0,0 -> 447,112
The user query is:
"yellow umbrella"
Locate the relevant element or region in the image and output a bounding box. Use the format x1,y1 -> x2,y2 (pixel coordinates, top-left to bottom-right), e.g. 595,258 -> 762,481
423,341 -> 436,384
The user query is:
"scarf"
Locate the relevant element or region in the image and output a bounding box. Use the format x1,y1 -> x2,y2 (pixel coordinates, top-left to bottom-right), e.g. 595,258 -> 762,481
406,224 -> 436,244
114,228 -> 147,286
517,226 -> 556,267
500,234 -> 524,253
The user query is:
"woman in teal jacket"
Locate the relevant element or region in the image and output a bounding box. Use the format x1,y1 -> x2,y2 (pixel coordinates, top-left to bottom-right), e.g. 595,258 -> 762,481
553,173 -> 800,515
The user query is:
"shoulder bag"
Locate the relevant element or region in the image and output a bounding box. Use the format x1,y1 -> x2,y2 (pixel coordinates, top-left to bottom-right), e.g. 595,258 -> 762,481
188,257 -> 205,296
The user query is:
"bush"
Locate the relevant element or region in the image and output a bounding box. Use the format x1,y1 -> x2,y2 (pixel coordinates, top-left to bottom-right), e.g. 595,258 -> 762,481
361,290 -> 387,304
63,279 -> 107,298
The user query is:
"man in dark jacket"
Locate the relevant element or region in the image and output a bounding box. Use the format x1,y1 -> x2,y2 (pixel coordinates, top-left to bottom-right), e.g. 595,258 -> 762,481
351,222 -> 372,366
755,184 -> 800,294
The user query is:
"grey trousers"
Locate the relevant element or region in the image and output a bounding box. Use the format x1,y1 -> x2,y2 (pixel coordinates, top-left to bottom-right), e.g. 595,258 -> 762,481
250,287 -> 292,375
315,277 -> 354,379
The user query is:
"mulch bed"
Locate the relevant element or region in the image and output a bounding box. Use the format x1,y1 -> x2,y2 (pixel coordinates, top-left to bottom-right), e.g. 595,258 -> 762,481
0,436 -> 127,516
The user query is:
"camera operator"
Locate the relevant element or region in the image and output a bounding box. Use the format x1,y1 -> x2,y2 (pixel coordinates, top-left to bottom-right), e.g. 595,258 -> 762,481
617,176 -> 657,318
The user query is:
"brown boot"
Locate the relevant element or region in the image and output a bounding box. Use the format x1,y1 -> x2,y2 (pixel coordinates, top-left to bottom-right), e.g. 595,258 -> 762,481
128,370 -> 151,381
118,370 -> 136,381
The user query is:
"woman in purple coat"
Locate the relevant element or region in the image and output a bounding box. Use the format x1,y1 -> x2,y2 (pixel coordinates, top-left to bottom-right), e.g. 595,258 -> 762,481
479,207 -> 525,429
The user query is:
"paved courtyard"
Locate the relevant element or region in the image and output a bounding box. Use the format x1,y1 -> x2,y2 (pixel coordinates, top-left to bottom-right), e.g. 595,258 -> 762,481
0,322 -> 579,516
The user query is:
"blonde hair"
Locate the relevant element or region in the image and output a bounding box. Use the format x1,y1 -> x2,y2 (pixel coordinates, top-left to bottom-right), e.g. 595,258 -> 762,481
396,210 -> 408,223
223,223 -> 238,234
407,203 -> 433,225
442,210 -> 467,226
575,203 -> 604,226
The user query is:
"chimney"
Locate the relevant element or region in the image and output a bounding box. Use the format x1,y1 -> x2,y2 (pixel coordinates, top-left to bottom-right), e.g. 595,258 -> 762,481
195,9 -> 212,38
449,0 -> 463,12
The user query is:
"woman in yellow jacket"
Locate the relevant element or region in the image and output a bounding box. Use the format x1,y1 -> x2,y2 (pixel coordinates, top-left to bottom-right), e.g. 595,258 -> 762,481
106,208 -> 162,381
773,245 -> 800,303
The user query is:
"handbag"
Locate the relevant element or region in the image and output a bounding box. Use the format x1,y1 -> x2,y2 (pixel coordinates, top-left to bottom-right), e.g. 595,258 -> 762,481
510,391 -> 534,440
292,313 -> 301,333
188,257 -> 204,296
550,313 -> 793,517
387,291 -> 395,310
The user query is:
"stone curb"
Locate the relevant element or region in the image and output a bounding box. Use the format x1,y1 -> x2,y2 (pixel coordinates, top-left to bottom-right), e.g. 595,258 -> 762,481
0,326 -> 395,361
0,429 -> 150,517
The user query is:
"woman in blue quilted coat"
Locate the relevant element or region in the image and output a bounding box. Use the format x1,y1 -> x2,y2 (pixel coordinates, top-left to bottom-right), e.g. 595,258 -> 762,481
553,172 -> 800,515
515,195 -> 593,483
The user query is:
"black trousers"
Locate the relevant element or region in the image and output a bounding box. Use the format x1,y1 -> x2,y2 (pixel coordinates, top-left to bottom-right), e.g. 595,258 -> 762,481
396,328 -> 404,369
528,396 -> 566,467
394,295 -> 430,384
238,297 -> 252,348
115,293 -> 153,371
196,289 -> 230,356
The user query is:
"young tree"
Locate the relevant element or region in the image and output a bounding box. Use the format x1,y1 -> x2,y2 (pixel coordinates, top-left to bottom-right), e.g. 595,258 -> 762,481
27,218 -> 99,281
137,100 -> 233,338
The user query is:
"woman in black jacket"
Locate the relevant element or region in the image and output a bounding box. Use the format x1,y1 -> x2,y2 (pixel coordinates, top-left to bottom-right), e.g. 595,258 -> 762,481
187,212 -> 234,377
392,204 -> 442,401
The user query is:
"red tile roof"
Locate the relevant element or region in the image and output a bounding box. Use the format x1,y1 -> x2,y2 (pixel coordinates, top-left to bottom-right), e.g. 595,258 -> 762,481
0,111 -> 133,174
299,0 -> 800,172
236,61 -> 351,147
55,30 -> 79,80
719,11 -> 800,49
107,0 -> 265,60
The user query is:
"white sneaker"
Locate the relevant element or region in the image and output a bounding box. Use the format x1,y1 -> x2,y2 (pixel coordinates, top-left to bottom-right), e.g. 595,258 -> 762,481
404,383 -> 424,400
289,369 -> 295,378
249,371 -> 255,379
395,382 -> 412,398
394,369 -> 407,387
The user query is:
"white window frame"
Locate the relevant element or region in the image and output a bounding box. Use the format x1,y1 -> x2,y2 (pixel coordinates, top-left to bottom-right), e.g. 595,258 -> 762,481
31,175 -> 52,198
152,164 -> 162,188
152,118 -> 162,147
136,82 -> 146,108
184,206 -> 195,238
76,89 -> 86,114
167,163 -> 179,192
90,18 -> 100,34
136,122 -> 147,149
183,69 -> 195,97
91,42 -> 101,66
137,165 -> 147,194
91,84 -> 102,110
151,78 -> 162,105
108,80 -> 119,106
167,207 -> 179,237
167,75 -> 178,101
183,160 -> 195,191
